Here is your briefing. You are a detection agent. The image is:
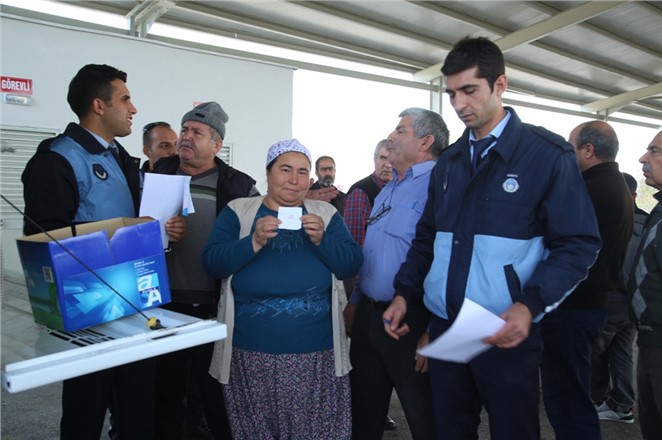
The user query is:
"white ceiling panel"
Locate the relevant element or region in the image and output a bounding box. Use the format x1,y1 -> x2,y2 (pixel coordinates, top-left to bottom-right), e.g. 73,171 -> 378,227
3,0 -> 660,124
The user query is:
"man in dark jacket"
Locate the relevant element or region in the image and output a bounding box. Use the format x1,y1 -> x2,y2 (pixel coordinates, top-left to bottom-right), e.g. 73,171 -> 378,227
152,101 -> 259,440
22,64 -> 171,439
383,37 -> 601,440
540,120 -> 633,439
591,172 -> 647,424
308,155 -> 346,216
628,130 -> 662,440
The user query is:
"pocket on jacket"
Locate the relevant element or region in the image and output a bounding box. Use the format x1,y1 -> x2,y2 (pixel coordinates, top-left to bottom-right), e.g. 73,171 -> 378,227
504,264 -> 522,303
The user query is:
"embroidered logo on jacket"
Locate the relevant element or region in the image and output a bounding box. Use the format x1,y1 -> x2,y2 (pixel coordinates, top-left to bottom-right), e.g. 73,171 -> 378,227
93,164 -> 109,180
502,176 -> 520,193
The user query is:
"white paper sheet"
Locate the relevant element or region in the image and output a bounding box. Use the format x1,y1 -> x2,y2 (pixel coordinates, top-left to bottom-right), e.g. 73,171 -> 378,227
417,299 -> 505,363
278,207 -> 302,230
139,174 -> 194,248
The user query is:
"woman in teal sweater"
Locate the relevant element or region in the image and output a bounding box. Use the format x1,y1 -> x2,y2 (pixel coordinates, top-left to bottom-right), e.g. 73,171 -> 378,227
202,139 -> 362,439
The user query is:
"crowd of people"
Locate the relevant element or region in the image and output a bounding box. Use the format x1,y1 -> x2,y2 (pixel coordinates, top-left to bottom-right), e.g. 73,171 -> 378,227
20,35 -> 661,440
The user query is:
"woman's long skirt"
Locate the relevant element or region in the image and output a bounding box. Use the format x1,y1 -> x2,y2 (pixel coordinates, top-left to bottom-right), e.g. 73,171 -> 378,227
224,347 -> 351,440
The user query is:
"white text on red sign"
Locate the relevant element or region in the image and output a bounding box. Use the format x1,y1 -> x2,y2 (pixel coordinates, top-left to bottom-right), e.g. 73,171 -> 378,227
1,77 -> 33,95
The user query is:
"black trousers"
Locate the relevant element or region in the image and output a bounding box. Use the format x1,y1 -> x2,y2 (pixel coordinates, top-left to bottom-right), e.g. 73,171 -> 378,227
60,358 -> 155,440
350,297 -> 435,440
154,303 -> 231,440
428,316 -> 542,440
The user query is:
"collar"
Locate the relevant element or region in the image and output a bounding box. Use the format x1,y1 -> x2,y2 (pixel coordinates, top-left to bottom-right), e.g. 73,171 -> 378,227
462,107 -> 522,164
469,109 -> 511,142
63,123 -> 112,155
82,127 -> 114,150
392,160 -> 436,181
581,161 -> 620,179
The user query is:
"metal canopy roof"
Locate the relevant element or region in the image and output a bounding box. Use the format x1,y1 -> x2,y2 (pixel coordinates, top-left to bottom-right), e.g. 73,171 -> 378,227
8,0 -> 662,125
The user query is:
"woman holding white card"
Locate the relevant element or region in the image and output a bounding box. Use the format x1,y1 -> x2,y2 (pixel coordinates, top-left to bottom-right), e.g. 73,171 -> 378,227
202,138 -> 362,439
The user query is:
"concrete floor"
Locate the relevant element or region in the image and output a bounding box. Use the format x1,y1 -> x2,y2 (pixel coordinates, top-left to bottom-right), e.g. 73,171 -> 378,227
1,280 -> 645,439
0,382 -> 645,439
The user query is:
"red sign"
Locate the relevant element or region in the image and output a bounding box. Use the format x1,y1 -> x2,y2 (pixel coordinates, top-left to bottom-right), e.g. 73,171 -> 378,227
1,76 -> 33,95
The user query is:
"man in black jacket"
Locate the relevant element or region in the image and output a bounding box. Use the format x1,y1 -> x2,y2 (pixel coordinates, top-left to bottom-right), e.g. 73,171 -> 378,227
541,120 -> 634,439
152,101 -> 259,440
308,155 -> 346,216
22,64 -> 169,440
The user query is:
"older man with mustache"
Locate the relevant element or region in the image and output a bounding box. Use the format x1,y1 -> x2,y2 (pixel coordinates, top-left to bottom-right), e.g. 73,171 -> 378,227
627,131 -> 662,440
151,101 -> 259,439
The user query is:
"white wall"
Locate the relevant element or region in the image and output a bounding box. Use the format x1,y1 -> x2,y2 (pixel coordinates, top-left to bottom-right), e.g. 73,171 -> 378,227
1,16 -> 294,278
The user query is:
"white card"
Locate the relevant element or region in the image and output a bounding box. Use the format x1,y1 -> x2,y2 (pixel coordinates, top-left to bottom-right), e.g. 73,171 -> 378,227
278,207 -> 302,230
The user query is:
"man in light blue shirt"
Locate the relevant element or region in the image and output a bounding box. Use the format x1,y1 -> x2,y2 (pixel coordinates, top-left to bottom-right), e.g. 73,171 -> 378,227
346,108 -> 449,439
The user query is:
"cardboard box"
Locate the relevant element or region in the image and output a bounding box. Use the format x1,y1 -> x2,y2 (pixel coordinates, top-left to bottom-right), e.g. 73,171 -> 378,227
16,218 -> 171,332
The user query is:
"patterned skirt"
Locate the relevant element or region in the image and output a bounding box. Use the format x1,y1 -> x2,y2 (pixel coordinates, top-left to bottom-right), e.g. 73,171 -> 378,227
223,347 -> 351,440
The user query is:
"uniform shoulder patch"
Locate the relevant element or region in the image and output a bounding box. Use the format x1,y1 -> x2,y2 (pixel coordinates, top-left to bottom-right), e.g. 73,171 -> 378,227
531,125 -> 572,152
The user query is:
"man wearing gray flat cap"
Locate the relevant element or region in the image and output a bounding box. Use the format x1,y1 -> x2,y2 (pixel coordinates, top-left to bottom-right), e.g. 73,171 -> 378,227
152,101 -> 259,439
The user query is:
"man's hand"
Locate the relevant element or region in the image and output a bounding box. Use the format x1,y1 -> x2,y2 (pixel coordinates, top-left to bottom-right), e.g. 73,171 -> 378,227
343,303 -> 356,337
415,332 -> 430,373
165,216 -> 186,242
484,302 -> 533,349
383,295 -> 410,340
307,186 -> 339,203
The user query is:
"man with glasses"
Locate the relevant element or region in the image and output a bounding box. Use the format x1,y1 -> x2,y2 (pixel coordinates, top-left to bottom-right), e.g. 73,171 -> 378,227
141,121 -> 177,174
348,108 -> 448,439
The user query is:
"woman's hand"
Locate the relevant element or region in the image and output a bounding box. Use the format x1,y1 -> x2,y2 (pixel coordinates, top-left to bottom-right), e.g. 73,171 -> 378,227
252,215 -> 280,252
301,213 -> 325,245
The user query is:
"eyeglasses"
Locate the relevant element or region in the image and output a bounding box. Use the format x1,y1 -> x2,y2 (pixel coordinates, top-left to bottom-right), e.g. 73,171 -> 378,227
143,121 -> 171,133
366,203 -> 391,225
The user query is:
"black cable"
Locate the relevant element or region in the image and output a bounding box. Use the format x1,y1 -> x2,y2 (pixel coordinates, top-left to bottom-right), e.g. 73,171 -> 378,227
1,194 -> 164,330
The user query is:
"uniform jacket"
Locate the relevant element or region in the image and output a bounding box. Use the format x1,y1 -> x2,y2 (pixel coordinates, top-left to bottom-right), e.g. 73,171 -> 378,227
22,122 -> 141,235
394,107 -> 601,322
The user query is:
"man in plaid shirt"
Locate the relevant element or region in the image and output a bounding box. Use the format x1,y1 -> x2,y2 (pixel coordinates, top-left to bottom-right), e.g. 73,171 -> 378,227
343,140 -> 393,247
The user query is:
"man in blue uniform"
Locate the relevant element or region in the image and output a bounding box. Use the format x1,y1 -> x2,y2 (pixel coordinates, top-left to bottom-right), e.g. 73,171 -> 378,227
22,64 -> 183,439
383,37 -> 601,440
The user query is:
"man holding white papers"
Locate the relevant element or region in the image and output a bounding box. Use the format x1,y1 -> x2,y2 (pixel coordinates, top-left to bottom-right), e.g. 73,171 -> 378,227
151,101 -> 259,440
348,108 -> 449,439
383,37 -> 601,440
